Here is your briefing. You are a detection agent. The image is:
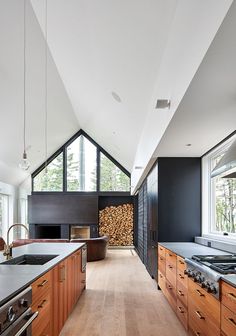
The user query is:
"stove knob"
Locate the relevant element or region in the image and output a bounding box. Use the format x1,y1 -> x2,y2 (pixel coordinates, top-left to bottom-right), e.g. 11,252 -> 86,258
201,282 -> 206,288
207,285 -> 217,294
19,299 -> 28,308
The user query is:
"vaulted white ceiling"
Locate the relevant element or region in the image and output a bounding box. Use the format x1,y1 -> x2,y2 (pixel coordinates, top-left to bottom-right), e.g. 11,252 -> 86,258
0,0 -> 234,188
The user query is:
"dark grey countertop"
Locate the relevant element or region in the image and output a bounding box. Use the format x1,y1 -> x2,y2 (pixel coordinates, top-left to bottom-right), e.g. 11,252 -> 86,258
159,242 -> 236,288
159,242 -> 229,259
0,242 -> 85,307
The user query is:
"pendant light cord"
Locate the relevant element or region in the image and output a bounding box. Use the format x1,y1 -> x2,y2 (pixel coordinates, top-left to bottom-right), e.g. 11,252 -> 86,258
23,0 -> 26,154
45,0 -> 48,169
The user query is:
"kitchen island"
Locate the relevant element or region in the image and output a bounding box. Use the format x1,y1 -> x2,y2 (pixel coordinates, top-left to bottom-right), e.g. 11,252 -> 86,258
0,242 -> 86,335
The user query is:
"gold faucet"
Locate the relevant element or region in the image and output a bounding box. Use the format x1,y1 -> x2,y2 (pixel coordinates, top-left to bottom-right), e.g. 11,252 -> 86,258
3,224 -> 29,260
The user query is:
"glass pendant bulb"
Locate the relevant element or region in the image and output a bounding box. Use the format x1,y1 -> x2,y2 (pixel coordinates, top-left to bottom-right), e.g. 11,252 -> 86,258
19,151 -> 30,170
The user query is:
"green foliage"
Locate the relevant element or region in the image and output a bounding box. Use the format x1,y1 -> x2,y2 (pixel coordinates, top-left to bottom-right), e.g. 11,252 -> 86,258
100,154 -> 130,191
33,136 -> 130,193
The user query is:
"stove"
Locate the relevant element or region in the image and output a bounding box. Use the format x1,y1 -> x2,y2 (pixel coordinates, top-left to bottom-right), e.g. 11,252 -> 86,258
185,254 -> 236,300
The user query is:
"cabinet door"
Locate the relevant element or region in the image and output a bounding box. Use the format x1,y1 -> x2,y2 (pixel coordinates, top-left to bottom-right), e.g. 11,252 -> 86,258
67,254 -> 76,314
75,250 -> 82,300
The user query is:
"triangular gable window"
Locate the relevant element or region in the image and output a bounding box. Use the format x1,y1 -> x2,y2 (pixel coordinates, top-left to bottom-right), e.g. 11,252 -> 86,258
32,131 -> 130,193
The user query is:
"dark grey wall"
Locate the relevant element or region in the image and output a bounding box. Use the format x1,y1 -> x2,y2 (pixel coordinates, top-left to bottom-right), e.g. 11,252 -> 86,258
158,158 -> 201,242
28,194 -> 98,225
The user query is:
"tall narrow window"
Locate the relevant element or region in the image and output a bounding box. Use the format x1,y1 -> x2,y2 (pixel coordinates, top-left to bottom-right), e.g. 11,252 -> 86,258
202,134 -> 236,238
33,153 -> 63,191
100,153 -> 130,191
67,135 -> 97,191
0,194 -> 9,241
211,152 -> 236,234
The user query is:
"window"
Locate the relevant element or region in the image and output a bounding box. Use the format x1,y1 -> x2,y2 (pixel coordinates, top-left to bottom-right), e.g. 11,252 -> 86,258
33,153 -> 63,191
100,153 -> 130,191
67,135 -> 97,191
32,131 -> 131,193
202,135 -> 236,238
0,194 -> 9,240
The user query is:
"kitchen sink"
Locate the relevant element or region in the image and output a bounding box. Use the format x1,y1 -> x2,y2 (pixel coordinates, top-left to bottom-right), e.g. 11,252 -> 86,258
0,254 -> 58,265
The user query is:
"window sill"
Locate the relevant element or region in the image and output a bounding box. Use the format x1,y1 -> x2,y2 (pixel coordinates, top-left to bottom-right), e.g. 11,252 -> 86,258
195,236 -> 236,254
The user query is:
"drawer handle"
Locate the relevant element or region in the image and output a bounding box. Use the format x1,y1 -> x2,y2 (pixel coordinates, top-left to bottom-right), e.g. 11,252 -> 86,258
194,332 -> 201,336
160,257 -> 164,261
196,289 -> 205,297
38,279 -> 48,287
227,292 -> 236,302
195,310 -> 205,320
168,253 -> 173,257
38,299 -> 47,309
179,273 -> 184,279
160,274 -> 163,278
160,247 -> 163,250
82,280 -> 86,283
227,317 -> 236,327
168,285 -> 173,290
168,265 -> 173,269
178,290 -> 184,296
179,260 -> 185,265
178,306 -> 185,314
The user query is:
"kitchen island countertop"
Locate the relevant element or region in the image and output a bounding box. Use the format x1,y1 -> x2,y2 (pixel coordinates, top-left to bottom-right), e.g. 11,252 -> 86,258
0,242 -> 85,306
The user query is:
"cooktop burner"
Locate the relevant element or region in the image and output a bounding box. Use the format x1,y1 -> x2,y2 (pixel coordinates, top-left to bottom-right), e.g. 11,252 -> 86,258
210,263 -> 236,274
192,254 -> 236,263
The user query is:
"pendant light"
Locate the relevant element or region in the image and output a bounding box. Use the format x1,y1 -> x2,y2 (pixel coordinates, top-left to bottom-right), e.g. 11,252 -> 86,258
19,0 -> 30,170
44,0 -> 48,183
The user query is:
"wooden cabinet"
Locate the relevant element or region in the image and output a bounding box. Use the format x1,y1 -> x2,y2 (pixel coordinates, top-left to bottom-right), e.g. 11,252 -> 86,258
31,271 -> 52,336
221,281 -> 236,336
188,278 -> 220,336
165,249 -> 177,289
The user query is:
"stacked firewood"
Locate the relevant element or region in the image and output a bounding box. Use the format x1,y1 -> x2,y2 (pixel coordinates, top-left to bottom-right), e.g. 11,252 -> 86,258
99,203 -> 134,246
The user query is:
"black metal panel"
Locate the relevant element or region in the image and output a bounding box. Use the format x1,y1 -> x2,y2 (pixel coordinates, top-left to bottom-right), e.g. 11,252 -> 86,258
158,158 -> 201,242
28,194 -> 98,225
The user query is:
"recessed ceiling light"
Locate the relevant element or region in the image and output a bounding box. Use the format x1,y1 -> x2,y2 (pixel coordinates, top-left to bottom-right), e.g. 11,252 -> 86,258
111,91 -> 122,103
134,166 -> 143,169
186,144 -> 192,147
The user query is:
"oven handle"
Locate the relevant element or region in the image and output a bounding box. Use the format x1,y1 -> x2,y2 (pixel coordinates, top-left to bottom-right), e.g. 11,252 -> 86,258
14,311 -> 39,336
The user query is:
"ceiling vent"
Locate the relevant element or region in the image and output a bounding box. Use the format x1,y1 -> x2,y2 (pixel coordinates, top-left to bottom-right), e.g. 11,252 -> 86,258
155,99 -> 171,109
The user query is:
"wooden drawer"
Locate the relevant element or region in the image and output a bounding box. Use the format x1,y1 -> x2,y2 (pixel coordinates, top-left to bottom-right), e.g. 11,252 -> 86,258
166,249 -> 177,264
221,281 -> 236,313
177,256 -> 186,272
176,299 -> 188,330
221,304 -> 236,336
166,260 -> 176,288
177,280 -> 188,307
158,245 -> 166,259
188,300 -> 220,336
158,270 -> 166,295
32,271 -> 52,305
158,255 -> 166,275
165,279 -> 176,312
32,289 -> 51,336
188,278 -> 220,328
176,269 -> 188,288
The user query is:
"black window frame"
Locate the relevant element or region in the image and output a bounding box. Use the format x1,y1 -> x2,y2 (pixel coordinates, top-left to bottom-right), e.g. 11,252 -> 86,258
31,129 -> 131,195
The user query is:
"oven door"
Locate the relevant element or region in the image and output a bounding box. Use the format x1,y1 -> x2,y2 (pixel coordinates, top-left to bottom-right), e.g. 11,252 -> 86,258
1,308 -> 38,336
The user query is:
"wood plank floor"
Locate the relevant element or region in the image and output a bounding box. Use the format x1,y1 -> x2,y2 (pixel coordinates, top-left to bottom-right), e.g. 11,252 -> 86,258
60,249 -> 187,336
